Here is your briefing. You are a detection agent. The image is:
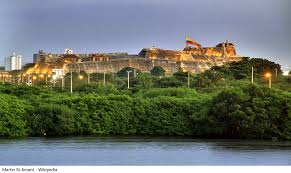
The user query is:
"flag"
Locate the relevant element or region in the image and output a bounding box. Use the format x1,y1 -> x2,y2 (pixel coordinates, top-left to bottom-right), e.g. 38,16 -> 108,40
186,37 -> 201,48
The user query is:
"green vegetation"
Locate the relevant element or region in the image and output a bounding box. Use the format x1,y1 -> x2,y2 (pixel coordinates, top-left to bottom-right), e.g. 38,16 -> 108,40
0,57 -> 290,139
117,67 -> 140,78
150,66 -> 165,76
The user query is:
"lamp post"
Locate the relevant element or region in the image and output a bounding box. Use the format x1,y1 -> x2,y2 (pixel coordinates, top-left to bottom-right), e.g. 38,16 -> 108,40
45,73 -> 48,86
133,69 -> 137,77
251,66 -> 254,84
52,74 -> 56,87
265,73 -> 272,88
22,74 -> 25,84
32,75 -> 37,86
187,71 -> 190,88
103,72 -> 106,85
61,76 -> 65,91
26,74 -> 29,84
17,74 -> 21,84
0,74 -> 3,84
70,69 -> 73,94
87,73 -> 90,84
39,74 -> 44,83
47,74 -> 51,88
126,70 -> 132,89
20,73 -> 24,84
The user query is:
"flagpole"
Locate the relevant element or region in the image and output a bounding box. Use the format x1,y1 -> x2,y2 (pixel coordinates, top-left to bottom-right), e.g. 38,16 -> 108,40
185,33 -> 189,47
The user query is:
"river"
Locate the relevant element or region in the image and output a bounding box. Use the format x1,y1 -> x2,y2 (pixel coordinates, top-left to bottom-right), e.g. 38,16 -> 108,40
0,137 -> 291,165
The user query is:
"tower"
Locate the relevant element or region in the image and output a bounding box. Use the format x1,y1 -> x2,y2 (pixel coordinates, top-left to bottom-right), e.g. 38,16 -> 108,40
5,53 -> 22,71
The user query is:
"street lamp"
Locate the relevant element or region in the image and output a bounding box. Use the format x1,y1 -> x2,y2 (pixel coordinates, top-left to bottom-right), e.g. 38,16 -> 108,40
3,74 -> 6,83
265,72 -> 272,88
87,73 -> 91,84
133,69 -> 137,77
38,74 -> 44,84
187,71 -> 190,88
17,74 -> 21,84
52,74 -> 57,87
70,70 -> 73,94
32,76 -> 37,84
78,75 -> 84,80
45,73 -> 49,86
61,76 -> 65,91
22,73 -> 26,84
251,66 -> 254,83
103,72 -> 106,85
126,70 -> 132,89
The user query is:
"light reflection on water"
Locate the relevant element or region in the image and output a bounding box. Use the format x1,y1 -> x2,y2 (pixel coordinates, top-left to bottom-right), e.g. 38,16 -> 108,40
0,137 -> 291,165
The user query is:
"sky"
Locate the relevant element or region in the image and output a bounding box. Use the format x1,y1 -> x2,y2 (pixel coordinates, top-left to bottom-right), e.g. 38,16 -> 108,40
0,0 -> 290,69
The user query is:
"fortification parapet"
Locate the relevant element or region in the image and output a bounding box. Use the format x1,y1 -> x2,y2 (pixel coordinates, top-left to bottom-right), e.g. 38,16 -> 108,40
25,41 -> 242,75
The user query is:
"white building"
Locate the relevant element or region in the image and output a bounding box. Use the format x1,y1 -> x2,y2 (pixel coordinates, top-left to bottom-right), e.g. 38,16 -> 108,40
5,53 -> 22,71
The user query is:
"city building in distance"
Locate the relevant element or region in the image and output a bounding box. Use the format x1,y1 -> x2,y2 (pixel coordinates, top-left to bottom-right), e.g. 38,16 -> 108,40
5,53 -> 22,71
26,39 -> 242,75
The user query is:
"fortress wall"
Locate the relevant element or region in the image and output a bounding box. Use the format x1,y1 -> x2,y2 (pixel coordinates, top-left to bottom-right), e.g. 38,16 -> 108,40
67,58 -> 180,74
30,43 -> 242,75
65,57 -> 237,75
150,60 -> 178,74
67,59 -> 151,73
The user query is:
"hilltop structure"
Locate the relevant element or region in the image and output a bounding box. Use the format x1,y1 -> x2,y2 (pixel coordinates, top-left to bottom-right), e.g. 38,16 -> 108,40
26,40 -> 241,75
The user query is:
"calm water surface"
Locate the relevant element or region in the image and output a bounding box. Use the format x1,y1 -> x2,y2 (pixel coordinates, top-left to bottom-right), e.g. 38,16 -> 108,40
0,137 -> 291,165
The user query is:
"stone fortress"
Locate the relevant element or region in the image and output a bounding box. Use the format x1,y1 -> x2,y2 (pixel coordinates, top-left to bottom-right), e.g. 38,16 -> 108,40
26,40 -> 242,75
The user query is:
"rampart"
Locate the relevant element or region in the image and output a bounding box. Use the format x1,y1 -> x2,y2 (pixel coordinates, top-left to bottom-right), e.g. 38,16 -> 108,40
26,41 -> 241,75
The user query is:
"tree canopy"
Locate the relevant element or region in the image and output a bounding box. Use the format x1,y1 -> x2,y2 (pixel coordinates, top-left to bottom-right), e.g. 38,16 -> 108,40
0,57 -> 290,140
150,66 -> 166,76
117,67 -> 141,78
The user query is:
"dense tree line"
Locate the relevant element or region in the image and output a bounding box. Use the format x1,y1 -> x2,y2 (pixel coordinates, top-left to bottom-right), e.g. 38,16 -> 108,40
0,83 -> 290,139
210,57 -> 282,80
0,58 -> 290,139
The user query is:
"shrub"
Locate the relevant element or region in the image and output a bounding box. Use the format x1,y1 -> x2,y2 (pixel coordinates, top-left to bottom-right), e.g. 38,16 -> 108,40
0,95 -> 29,137
74,83 -> 119,95
117,67 -> 141,78
198,84 -> 291,139
27,104 -> 76,136
135,87 -> 201,98
150,66 -> 166,76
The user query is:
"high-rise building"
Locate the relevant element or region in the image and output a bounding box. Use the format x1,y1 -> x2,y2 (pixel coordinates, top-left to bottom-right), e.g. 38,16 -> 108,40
5,53 -> 22,71
33,53 -> 39,63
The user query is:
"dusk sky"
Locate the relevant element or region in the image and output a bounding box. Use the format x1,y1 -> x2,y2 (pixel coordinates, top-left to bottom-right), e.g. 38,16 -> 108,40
0,0 -> 290,69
